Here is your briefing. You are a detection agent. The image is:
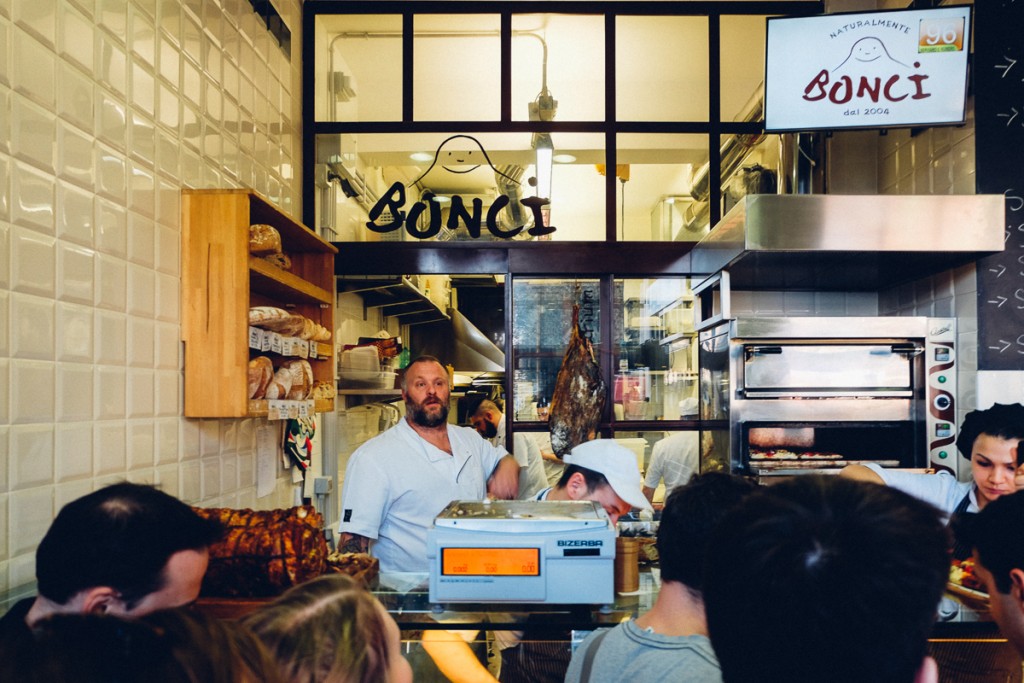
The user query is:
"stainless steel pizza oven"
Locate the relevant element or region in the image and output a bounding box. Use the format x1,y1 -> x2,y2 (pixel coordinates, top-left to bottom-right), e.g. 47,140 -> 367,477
698,317 -> 959,481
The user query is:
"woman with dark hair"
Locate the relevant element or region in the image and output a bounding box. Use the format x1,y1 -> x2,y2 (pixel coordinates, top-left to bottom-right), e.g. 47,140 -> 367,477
0,608 -> 280,683
842,402 -> 1024,557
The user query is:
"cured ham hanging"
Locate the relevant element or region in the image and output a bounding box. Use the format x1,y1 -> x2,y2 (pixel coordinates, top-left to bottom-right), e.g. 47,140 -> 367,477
549,302 -> 606,457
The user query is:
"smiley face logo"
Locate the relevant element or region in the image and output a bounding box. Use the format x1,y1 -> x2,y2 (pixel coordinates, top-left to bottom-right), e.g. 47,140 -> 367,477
851,37 -> 885,63
835,36 -> 909,73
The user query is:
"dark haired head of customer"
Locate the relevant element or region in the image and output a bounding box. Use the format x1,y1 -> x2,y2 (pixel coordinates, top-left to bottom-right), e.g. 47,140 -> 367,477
703,475 -> 949,683
28,482 -> 224,626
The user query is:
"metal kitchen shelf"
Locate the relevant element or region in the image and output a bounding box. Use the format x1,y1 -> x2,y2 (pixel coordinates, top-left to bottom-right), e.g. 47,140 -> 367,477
337,388 -> 402,397
338,276 -> 451,326
652,295 -> 693,318
660,331 -> 695,347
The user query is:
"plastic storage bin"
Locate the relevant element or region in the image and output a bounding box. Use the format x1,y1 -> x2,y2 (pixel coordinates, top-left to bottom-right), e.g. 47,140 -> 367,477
339,346 -> 381,387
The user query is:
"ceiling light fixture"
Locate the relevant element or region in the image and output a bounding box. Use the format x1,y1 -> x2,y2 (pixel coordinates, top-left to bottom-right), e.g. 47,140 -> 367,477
532,133 -> 554,201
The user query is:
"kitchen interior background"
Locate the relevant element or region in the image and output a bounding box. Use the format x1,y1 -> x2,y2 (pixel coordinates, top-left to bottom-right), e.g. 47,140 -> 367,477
1,0 -> 1022,597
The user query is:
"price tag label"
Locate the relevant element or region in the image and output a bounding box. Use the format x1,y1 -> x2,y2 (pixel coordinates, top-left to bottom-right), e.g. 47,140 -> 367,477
248,326 -> 262,350
269,332 -> 284,355
268,400 -> 287,420
281,336 -> 297,356
297,340 -> 310,359
309,343 -> 318,360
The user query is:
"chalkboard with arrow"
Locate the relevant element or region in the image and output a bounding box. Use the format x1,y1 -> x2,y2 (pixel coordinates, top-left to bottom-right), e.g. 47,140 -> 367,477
975,2 -> 1024,369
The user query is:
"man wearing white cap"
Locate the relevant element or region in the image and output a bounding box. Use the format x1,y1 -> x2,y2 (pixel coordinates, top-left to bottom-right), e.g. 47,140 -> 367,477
532,439 -> 653,521
498,439 -> 651,683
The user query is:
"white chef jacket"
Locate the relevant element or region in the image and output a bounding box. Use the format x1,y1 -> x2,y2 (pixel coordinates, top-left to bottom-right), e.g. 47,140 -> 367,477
492,414 -> 508,449
864,462 -> 977,520
339,418 -> 507,573
643,432 -> 699,496
512,432 -> 549,500
487,415 -> 547,499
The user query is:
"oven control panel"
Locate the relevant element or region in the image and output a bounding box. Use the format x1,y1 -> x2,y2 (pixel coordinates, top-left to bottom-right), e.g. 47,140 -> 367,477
926,318 -> 957,476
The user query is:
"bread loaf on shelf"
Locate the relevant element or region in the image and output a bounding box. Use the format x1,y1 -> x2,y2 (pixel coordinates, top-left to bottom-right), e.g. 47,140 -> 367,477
248,224 -> 282,255
264,365 -> 292,400
264,359 -> 313,401
311,380 -> 336,400
261,251 -> 292,270
298,317 -> 317,341
283,359 -> 313,400
270,314 -> 307,338
248,356 -> 274,399
249,306 -> 291,326
194,506 -> 328,598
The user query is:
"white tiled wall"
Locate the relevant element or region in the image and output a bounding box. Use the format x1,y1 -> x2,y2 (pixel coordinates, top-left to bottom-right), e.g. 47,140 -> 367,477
334,292 -> 402,481
0,0 -> 304,593
876,106 -> 1023,420
730,291 -> 878,317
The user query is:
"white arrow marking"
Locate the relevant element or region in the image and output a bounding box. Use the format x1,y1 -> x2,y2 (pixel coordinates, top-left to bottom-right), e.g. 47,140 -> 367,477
990,264 -> 1007,277
988,340 -> 1011,353
998,107 -> 1020,127
996,56 -> 1017,78
988,296 -> 1008,307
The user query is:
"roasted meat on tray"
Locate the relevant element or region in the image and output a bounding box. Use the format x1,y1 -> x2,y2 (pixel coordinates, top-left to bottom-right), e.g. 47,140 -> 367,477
194,506 -> 327,598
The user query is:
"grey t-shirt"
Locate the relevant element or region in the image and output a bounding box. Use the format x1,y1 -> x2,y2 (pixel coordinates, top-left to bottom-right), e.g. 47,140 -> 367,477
564,619 -> 723,683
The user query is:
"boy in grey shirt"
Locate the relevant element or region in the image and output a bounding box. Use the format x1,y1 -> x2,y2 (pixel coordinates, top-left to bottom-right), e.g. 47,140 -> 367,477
564,472 -> 754,683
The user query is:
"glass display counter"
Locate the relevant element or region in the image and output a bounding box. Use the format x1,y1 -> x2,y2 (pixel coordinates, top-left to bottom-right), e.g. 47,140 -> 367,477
373,572 -> 1015,683
373,569 -> 660,633
5,570 -> 1015,683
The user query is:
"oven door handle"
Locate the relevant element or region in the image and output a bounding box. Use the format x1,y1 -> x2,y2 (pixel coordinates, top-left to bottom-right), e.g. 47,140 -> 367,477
745,345 -> 783,360
889,343 -> 924,357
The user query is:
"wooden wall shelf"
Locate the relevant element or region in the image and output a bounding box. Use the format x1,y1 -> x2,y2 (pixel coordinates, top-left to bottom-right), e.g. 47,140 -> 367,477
182,190 -> 338,418
249,257 -> 334,305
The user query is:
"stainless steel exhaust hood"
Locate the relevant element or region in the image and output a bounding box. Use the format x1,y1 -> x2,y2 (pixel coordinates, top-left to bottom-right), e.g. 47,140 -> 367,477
689,194 -> 1005,291
412,308 -> 506,374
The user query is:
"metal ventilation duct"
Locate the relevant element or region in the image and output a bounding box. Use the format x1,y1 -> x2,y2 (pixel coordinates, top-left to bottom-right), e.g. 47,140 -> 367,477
411,308 -> 505,374
689,194 -> 1005,291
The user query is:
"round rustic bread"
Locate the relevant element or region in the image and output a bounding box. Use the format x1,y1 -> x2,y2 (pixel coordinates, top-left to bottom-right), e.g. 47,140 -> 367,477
248,224 -> 282,255
283,359 -> 314,400
248,356 -> 274,399
264,365 -> 293,400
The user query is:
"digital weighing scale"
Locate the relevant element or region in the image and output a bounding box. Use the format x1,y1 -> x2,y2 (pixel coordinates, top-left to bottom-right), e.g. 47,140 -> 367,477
426,500 -> 616,604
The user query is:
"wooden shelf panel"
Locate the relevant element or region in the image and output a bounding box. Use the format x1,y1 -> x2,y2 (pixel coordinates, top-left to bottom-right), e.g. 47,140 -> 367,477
249,193 -> 337,254
249,257 -> 333,304
183,189 -> 337,254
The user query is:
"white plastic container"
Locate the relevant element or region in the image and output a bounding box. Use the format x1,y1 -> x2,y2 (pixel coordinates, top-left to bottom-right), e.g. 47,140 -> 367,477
339,346 -> 381,386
